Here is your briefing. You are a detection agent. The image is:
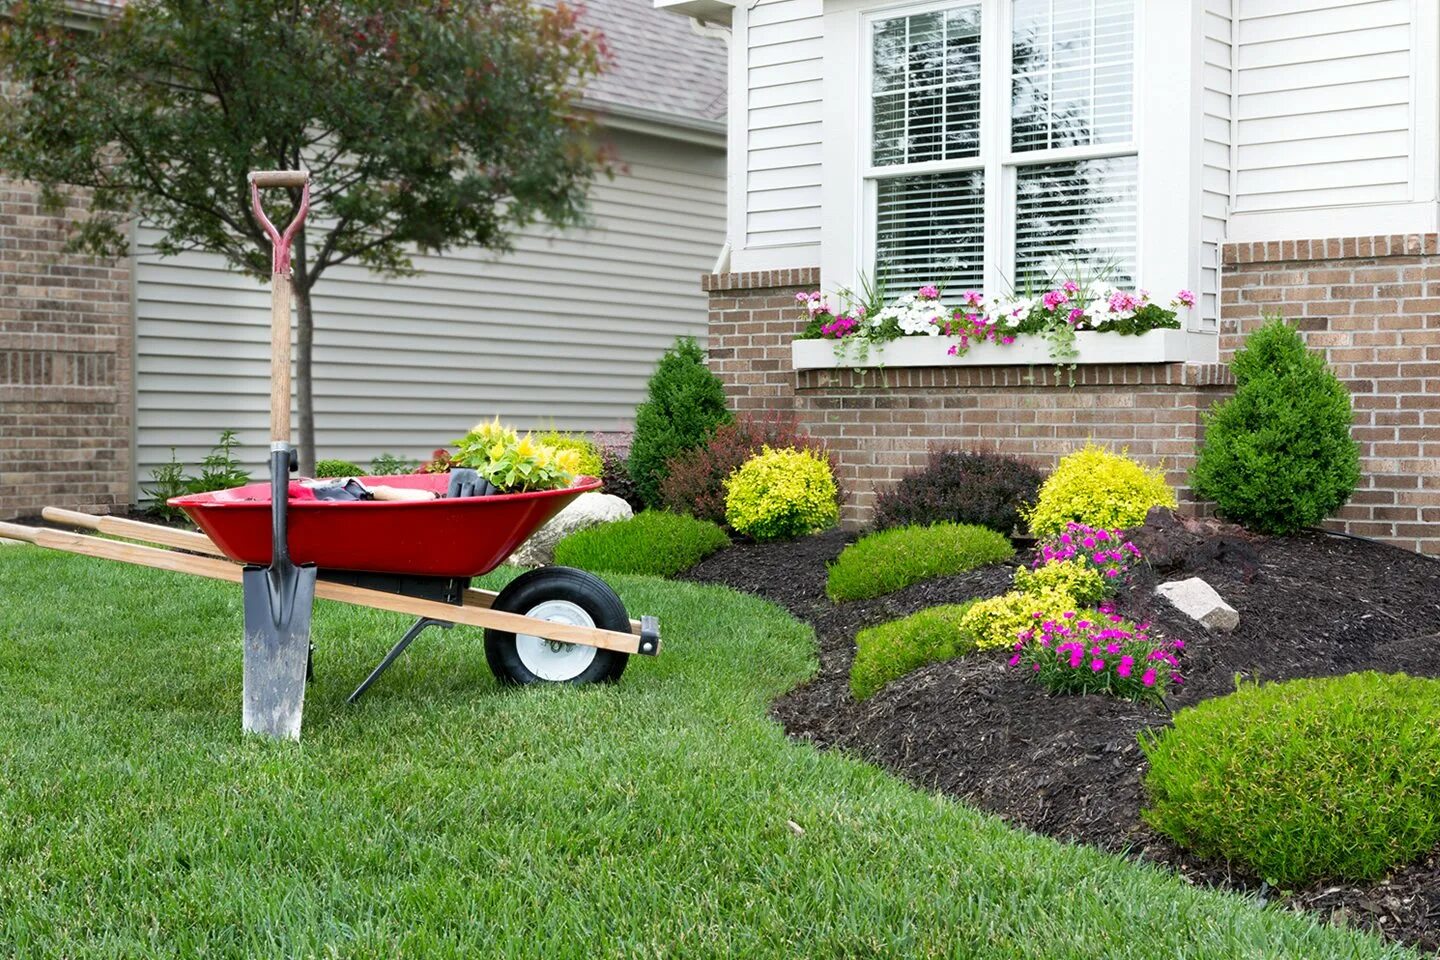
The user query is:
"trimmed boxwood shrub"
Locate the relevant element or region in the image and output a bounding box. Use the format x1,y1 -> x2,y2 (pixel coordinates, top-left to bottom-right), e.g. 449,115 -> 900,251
1191,318 -> 1359,534
1141,672 -> 1440,885
553,510 -> 730,578
826,523 -> 1014,602
873,448 -> 1042,534
1026,444 -> 1176,537
725,446 -> 839,541
850,603 -> 976,700
660,411 -> 844,526
314,458 -> 364,478
628,338 -> 731,508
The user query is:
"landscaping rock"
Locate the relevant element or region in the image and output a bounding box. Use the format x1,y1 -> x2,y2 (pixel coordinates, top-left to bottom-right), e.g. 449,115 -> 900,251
508,492 -> 632,567
1155,577 -> 1240,631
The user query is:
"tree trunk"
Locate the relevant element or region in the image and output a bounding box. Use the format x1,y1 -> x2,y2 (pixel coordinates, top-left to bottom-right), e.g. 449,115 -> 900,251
293,233 -> 316,477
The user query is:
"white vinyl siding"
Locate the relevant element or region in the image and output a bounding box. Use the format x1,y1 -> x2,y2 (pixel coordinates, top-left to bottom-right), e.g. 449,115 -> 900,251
745,0 -> 824,249
133,129 -> 724,487
1233,0 -> 1413,212
1198,0 -> 1231,329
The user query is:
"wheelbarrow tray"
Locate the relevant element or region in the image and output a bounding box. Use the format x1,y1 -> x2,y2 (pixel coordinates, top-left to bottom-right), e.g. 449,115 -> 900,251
170,474 -> 601,577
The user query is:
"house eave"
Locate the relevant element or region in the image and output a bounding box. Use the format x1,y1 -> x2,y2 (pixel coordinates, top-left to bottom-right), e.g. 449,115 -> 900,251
652,0 -> 734,27
582,100 -> 726,149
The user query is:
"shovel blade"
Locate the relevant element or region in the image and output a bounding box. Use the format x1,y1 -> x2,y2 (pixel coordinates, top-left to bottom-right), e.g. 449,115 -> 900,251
241,564 -> 318,740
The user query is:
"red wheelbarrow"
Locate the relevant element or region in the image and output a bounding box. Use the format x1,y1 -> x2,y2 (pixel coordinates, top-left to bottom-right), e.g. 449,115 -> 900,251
0,169 -> 659,740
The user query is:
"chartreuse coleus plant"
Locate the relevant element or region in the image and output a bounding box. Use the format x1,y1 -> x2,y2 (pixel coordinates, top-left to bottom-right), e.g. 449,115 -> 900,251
452,418 -> 581,493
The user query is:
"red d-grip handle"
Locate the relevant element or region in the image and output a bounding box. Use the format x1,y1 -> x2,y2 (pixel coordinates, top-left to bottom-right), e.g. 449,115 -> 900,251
249,170 -> 311,276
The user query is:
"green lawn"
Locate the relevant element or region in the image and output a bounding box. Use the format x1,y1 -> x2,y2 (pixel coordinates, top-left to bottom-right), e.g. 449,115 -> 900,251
0,547 -> 1413,958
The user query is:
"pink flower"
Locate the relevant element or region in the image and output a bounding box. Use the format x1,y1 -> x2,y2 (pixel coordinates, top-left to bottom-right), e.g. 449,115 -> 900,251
1067,308 -> 1086,325
1009,654 -> 1021,666
1042,290 -> 1069,310
918,285 -> 940,299
1142,668 -> 1157,687
1063,280 -> 1079,294
1117,656 -> 1133,678
1176,289 -> 1196,307
1090,658 -> 1105,672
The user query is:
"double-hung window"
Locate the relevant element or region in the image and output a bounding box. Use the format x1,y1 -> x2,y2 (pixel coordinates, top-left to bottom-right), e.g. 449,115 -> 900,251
866,0 -> 1138,294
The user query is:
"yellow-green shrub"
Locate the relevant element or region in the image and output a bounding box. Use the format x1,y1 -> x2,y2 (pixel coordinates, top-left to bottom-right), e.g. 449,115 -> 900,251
725,446 -> 839,541
537,430 -> 604,479
1026,444 -> 1176,537
1013,557 -> 1109,606
959,586 -> 1079,651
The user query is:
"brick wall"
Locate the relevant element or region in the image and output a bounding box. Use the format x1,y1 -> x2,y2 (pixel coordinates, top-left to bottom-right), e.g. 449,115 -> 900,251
0,177 -> 133,519
706,247 -> 1438,556
704,271 -> 1235,530
1222,234 -> 1440,555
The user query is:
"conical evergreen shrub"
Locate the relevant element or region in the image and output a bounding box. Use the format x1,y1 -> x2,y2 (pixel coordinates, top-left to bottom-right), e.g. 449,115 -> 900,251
628,337 -> 731,507
1191,318 -> 1359,534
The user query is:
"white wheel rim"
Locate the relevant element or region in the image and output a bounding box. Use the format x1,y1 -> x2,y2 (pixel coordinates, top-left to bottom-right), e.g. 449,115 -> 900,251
515,599 -> 599,682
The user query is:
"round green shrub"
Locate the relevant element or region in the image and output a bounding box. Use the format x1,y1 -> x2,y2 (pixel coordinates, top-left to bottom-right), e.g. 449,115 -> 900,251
1141,672 -> 1440,885
1026,443 -> 1176,537
1191,319 -> 1359,534
314,458 -> 364,478
552,510 -> 730,578
725,446 -> 839,542
826,523 -> 1015,602
628,338 -> 731,508
850,603 -> 976,700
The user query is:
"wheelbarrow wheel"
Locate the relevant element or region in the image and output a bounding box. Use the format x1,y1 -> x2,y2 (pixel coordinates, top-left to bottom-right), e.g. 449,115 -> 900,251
484,567 -> 630,686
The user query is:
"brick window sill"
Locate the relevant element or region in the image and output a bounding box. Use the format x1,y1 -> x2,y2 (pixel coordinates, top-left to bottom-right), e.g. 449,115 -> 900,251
791,329 -> 1213,370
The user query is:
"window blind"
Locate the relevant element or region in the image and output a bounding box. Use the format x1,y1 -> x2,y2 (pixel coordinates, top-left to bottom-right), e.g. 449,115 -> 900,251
872,6 -> 983,166
1011,0 -> 1134,153
875,170 -> 986,292
1013,155 -> 1138,285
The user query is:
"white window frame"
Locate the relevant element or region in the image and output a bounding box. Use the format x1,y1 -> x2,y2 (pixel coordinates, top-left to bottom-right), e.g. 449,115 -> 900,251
859,0 -> 1142,295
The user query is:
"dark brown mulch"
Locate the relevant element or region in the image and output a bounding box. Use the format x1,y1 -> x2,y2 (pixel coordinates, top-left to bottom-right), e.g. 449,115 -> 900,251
681,521 -> 1440,953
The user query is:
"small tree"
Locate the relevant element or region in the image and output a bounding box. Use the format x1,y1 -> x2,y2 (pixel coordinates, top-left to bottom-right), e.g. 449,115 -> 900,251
0,0 -> 609,473
628,337 -> 730,508
1191,318 -> 1359,534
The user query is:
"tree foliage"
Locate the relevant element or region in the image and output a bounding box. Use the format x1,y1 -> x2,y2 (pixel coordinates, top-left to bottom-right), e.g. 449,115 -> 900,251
0,0 -> 610,468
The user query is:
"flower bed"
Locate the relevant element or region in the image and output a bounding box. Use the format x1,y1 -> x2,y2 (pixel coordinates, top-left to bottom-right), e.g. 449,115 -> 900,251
793,280 -> 1199,370
682,524 -> 1440,953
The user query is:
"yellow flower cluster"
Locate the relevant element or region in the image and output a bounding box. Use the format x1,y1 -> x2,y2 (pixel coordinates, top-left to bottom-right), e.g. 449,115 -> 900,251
1013,557 -> 1109,606
453,417 -> 580,492
959,585 -> 1079,651
1024,443 -> 1176,537
724,445 -> 839,541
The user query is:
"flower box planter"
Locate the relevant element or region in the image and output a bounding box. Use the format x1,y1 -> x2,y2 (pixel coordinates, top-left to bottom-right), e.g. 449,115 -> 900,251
791,329 -> 1201,371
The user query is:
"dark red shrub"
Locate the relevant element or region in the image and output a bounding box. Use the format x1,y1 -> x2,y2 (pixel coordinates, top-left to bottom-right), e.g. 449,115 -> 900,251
415,448 -> 454,474
872,448 -> 1042,534
659,411 -> 845,525
599,442 -> 645,513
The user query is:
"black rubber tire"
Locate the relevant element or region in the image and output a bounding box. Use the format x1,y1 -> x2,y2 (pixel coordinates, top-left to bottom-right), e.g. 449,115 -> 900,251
483,566 -> 630,686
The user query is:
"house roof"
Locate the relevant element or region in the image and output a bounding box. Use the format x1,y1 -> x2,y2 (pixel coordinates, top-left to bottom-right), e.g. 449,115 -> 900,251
574,0 -> 728,131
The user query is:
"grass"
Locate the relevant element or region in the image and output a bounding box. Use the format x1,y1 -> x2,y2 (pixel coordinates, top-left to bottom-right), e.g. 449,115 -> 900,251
0,546 -> 1416,958
826,522 -> 1015,602
850,603 -> 977,700
553,509 -> 729,577
1142,671 -> 1440,886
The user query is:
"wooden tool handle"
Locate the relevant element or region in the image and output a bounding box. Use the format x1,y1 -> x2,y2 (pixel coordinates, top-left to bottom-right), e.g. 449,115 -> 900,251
271,271 -> 293,442
249,170 -> 310,188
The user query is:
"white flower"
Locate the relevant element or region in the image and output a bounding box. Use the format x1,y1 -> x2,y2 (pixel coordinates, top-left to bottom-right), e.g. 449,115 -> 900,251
873,293 -> 949,337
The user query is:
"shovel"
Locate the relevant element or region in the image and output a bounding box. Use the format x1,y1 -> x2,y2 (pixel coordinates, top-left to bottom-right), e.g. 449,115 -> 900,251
241,169 -> 317,740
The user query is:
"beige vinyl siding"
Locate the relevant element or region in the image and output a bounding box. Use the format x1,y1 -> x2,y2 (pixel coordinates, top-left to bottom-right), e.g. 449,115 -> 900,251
746,0 -> 824,249
1199,0 -> 1232,329
1233,0 -> 1413,212
133,128 -> 724,487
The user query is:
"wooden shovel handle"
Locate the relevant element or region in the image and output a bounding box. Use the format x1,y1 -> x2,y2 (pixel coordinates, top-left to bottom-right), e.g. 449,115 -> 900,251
248,170 -> 309,188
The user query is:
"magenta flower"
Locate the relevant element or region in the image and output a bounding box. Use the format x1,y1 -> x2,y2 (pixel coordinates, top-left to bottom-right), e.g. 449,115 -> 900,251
1117,656 -> 1133,678
1063,280 -> 1079,294
918,284 -> 940,299
1091,658 -> 1105,672
1142,669 -> 1157,687
1042,290 -> 1069,310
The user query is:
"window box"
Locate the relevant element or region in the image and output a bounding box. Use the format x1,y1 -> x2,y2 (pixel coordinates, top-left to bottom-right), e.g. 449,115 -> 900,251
791,328 -> 1198,371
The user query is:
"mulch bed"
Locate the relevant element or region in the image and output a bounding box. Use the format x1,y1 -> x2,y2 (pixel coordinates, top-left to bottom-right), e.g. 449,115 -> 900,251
682,520 -> 1440,952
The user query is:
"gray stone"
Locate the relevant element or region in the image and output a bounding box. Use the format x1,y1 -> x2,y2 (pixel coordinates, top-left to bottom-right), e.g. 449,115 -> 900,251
1155,576 -> 1239,632
508,492 -> 633,567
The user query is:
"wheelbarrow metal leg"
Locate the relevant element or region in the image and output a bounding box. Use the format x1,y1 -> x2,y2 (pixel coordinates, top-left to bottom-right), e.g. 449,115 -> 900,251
347,616 -> 452,703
